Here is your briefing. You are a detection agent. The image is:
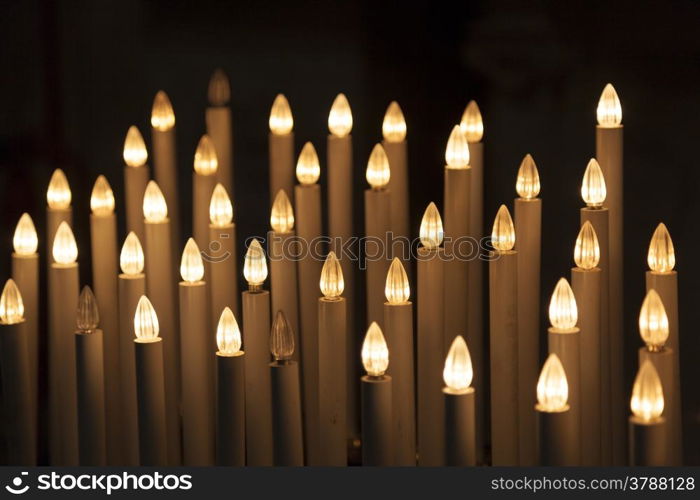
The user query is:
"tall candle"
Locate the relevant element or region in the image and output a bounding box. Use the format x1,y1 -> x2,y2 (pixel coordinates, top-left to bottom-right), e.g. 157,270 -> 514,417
143,180 -> 181,464
133,296 -> 168,466
381,101 -> 409,246
417,202 -> 445,466
241,239 -> 273,465
0,279 -> 35,464
318,252 -> 347,465
215,308 -> 245,466
268,94 -> 295,203
513,153 -> 541,466
294,142 -> 323,463
206,69 -> 234,194
179,238 -> 215,465
489,204 -> 519,465
208,183 -> 239,321
46,169 -> 73,268
364,143 -> 392,325
629,361 -> 667,465
443,336 -> 476,466
383,258 -> 415,465
193,135 -> 218,250
122,126 -> 150,243
74,287 -> 106,465
596,84 -> 624,464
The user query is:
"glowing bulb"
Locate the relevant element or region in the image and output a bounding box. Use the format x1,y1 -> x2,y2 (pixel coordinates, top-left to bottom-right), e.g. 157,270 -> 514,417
52,221 -> 78,265
320,251 -> 344,299
90,175 -> 115,216
270,190 -> 295,233
361,322 -> 389,377
639,289 -> 669,351
536,354 -> 569,412
548,278 -> 578,329
0,279 -> 24,324
123,126 -> 148,167
47,168 -> 71,209
459,100 -> 484,143
76,286 -> 99,332
581,159 -> 607,207
208,68 -> 230,106
143,180 -> 168,223
574,221 -> 600,270
269,94 -> 293,135
491,204 -> 515,252
419,202 -> 444,249
243,239 -> 268,288
385,257 -> 410,304
382,101 -> 406,142
515,154 -> 540,199
180,238 -> 204,283
120,232 -> 144,275
630,360 -> 664,422
596,83 -> 622,127
194,135 -> 218,175
216,307 -> 242,355
151,91 -> 175,131
445,125 -> 469,169
13,213 -> 38,256
296,142 -> 320,185
647,223 -> 675,273
366,143 -> 391,189
270,310 -> 295,361
134,295 -> 159,341
328,93 -> 353,137
209,183 -> 233,226
443,335 -> 473,393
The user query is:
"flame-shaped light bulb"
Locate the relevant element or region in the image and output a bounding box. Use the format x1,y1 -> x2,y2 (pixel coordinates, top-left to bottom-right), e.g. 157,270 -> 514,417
445,125 -> 469,169
639,289 -> 669,351
460,100 -> 484,142
515,154 -> 540,199
581,159 -> 607,207
120,232 -> 144,275
208,68 -> 230,106
536,354 -> 569,412
596,83 -> 622,127
419,202 -> 444,249
0,279 -> 24,324
361,322 -> 389,377
548,278 -> 578,330
209,183 -> 233,226
194,135 -> 218,175
151,91 -> 175,131
385,257 -> 410,304
76,286 -> 99,332
630,360 -> 664,422
270,189 -> 295,232
443,335 -> 473,393
47,168 -> 72,209
366,143 -> 391,189
382,101 -> 406,142
574,221 -> 600,270
52,221 -> 78,265
296,142 -> 320,185
647,223 -> 675,273
13,213 -> 38,256
243,239 -> 268,288
180,238 -> 204,283
90,175 -> 115,216
320,251 -> 344,299
491,205 -> 515,252
216,307 -> 242,355
143,180 -> 168,223
328,93 -> 353,137
270,310 -> 295,361
134,295 -> 159,341
269,94 -> 293,135
123,126 -> 148,167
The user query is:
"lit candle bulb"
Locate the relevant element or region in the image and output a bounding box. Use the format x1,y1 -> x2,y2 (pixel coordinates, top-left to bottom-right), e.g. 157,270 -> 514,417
596,83 -> 622,128
361,322 -> 389,377
385,257 -> 409,304
581,159 -> 606,208
13,213 -> 38,256
419,202 -> 444,249
180,238 -> 204,283
536,354 -> 569,412
445,125 -> 469,169
270,190 -> 295,233
549,278 -> 578,330
382,101 -> 406,143
243,239 -> 268,290
515,154 -> 540,199
491,204 -> 515,252
460,100 -> 484,143
216,307 -> 241,356
52,221 -> 78,265
209,183 -> 233,227
320,251 -> 344,299
296,142 -> 320,186
76,286 -> 99,333
638,289 -> 669,351
123,126 -> 148,167
194,135 -> 218,176
0,279 -> 25,324
443,335 -> 472,393
647,223 -> 675,273
630,360 -> 664,423
328,93 -> 353,138
269,94 -> 293,135
574,221 -> 600,270
47,168 -> 72,210
270,310 -> 294,362
366,143 -> 390,189
120,232 -> 144,276
143,181 -> 168,223
151,91 -> 175,131
90,175 -> 115,216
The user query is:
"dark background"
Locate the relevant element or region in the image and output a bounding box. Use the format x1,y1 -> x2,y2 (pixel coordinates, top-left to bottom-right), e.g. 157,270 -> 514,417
0,0 -> 698,464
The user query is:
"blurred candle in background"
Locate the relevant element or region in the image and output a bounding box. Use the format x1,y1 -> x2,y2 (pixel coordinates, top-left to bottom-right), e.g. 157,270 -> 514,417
442,335 -> 476,466
269,94 -> 295,204
208,183 -> 238,322
381,101 -> 409,247
193,135 -> 218,251
46,169 -> 72,268
123,126 -> 149,243
206,69 -> 234,194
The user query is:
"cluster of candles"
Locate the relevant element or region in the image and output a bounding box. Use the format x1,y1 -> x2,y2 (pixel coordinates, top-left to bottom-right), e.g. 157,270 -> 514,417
0,72 -> 683,467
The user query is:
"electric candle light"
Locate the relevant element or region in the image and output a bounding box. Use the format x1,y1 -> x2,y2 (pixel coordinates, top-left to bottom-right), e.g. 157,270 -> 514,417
13,213 -> 38,256
515,153 -> 540,199
575,221 -> 600,270
296,141 -> 320,185
123,126 -> 149,242
382,101 -> 406,142
193,134 -> 218,250
581,159 -> 606,208
596,83 -> 622,128
208,183 -> 239,325
536,354 -> 569,412
46,168 -> 73,269
243,238 -> 268,290
639,290 -> 669,351
442,336 -> 476,466
366,143 -> 391,188
445,124 -> 470,168
269,94 -> 295,203
460,100 -> 484,142
270,189 -> 295,232
328,93 -> 353,137
206,68 -> 234,193
629,361 -> 667,465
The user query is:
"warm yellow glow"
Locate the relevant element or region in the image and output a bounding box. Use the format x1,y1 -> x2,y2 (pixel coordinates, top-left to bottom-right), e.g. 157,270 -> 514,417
419,202 -> 444,249
361,322 -> 389,377
536,354 -> 569,412
90,175 -> 115,216
13,213 -> 38,256
143,180 -> 168,223
574,221 -> 600,270
208,68 -> 230,106
209,183 -> 233,226
296,142 -> 320,185
151,91 -> 175,131
515,154 -> 540,199
216,307 -> 242,355
491,204 -> 515,252
270,310 -> 295,361
0,279 -> 24,324
194,135 -> 218,175
120,232 -> 144,275
647,223 -> 675,273
581,158 -> 607,207
366,143 -> 391,189
123,126 -> 148,167
630,360 -> 664,422
320,251 -> 344,299
443,335 -> 473,393
180,238 -> 204,283
639,289 -> 669,351
269,94 -> 293,135
47,168 -> 72,209
243,238 -> 268,287
134,295 -> 160,341
445,125 -> 470,169
596,83 -> 622,127
52,221 -> 78,265
385,257 -> 410,304
76,286 -> 99,332
548,278 -> 578,329
328,93 -> 353,137
382,101 -> 406,142
459,100 -> 484,142
270,189 -> 295,233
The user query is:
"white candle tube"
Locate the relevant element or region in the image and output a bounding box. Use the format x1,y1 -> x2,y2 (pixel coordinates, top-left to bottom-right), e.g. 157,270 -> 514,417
216,352 -> 245,466
364,188 -> 391,326
135,338 -> 168,466
270,360 -> 304,466
75,330 -> 107,465
206,69 -> 234,194
269,230 -> 300,361
361,375 -> 393,466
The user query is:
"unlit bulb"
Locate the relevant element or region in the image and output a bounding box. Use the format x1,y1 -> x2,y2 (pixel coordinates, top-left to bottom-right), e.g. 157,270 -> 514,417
385,257 -> 410,304
515,154 -> 540,199
208,68 -> 230,106
548,278 -> 578,330
328,93 -> 353,137
647,223 -> 675,273
320,251 -> 344,299
270,310 -> 295,361
443,335 -> 473,393
361,322 -> 389,377
217,307 -> 242,355
13,213 -> 38,256
76,286 -> 99,332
